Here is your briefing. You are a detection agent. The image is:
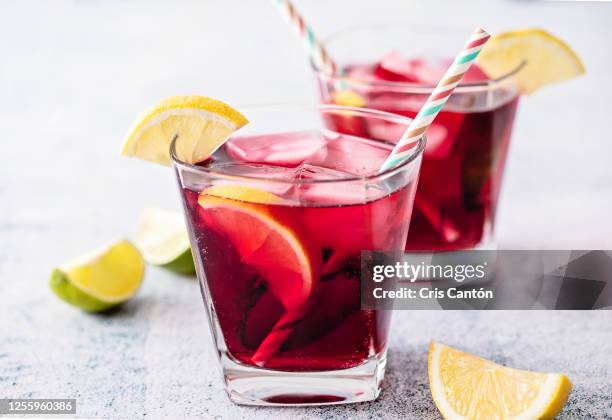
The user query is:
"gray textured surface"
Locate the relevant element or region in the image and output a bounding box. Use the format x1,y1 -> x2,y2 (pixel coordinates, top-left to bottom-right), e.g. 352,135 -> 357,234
2,279 -> 612,419
1,0 -> 612,419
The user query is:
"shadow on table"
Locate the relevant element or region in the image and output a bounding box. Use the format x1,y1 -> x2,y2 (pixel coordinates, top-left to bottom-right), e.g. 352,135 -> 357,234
84,294 -> 151,318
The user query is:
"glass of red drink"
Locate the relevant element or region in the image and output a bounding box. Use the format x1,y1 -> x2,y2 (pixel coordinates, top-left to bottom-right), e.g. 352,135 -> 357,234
313,25 -> 522,251
171,104 -> 424,405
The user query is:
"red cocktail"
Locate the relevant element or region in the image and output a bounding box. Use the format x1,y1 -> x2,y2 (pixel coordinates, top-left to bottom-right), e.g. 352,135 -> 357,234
314,26 -> 521,250
172,105 -> 424,405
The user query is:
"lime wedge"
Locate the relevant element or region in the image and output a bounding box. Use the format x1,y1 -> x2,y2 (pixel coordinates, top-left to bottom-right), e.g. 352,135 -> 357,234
50,239 -> 145,312
135,207 -> 195,275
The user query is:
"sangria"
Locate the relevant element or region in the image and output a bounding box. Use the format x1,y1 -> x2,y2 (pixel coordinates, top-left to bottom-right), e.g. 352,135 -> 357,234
172,105 -> 424,405
314,25 -> 521,250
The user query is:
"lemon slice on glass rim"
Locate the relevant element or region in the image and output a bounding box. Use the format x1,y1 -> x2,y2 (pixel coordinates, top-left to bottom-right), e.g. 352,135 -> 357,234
478,28 -> 585,94
121,95 -> 248,165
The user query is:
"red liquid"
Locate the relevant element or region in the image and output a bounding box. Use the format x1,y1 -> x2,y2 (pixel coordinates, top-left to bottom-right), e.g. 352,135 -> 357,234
320,54 -> 519,250
179,131 -> 418,371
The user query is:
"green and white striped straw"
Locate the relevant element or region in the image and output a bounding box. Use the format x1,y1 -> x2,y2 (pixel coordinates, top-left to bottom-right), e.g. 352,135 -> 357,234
379,27 -> 491,173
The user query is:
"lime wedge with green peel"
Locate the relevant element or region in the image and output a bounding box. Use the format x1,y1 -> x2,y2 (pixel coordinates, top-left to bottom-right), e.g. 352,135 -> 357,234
121,96 -> 248,166
478,28 -> 585,94
135,207 -> 196,275
50,240 -> 145,312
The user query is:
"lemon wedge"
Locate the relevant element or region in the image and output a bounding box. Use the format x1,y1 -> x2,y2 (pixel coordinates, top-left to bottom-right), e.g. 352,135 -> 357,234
428,341 -> 572,419
121,96 -> 248,165
478,28 -> 585,94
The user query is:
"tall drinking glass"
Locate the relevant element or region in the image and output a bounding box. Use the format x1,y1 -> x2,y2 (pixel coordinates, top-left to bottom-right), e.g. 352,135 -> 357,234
313,25 -> 522,251
171,104 -> 424,405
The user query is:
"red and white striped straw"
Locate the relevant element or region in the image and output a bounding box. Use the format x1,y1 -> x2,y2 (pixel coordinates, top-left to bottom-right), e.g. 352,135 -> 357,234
271,0 -> 338,74
379,27 -> 491,172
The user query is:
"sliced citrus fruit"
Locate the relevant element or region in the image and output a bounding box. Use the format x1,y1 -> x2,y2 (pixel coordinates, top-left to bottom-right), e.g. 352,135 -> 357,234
478,28 -> 585,94
332,90 -> 366,107
121,96 -> 248,166
50,240 -> 145,312
197,185 -> 320,308
135,207 -> 195,275
428,341 -> 572,420
204,185 -> 283,204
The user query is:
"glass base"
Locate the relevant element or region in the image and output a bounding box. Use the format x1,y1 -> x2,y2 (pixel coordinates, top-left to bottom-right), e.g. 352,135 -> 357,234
219,352 -> 387,406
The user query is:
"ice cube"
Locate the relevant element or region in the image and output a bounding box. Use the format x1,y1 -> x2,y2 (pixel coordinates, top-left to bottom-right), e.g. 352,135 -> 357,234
410,58 -> 448,85
344,63 -> 378,83
295,163 -> 350,181
412,58 -> 489,85
461,62 -> 489,83
294,163 -> 389,205
209,161 -> 298,179
226,130 -> 327,168
366,117 -> 408,144
375,51 -> 420,83
368,92 -> 426,114
302,134 -> 391,177
366,106 -> 456,160
207,162 -> 299,197
369,118 -> 454,161
422,123 -> 451,159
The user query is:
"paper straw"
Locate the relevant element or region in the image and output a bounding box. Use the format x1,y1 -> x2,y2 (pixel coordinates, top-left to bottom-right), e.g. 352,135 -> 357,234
379,27 -> 491,173
271,0 -> 338,74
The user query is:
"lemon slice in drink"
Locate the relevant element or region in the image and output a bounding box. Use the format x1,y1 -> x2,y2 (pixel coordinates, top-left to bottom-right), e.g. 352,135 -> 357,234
428,341 -> 572,419
198,185 -> 320,308
121,96 -> 248,165
50,240 -> 145,312
135,207 -> 195,275
204,185 -> 285,204
332,90 -> 366,107
478,28 -> 585,94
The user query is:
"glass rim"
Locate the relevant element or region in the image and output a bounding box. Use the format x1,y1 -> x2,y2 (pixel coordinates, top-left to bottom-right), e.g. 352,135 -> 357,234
170,103 -> 426,185
312,22 -> 526,94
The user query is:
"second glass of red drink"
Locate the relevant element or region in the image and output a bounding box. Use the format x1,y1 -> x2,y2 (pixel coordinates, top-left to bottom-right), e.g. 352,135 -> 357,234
314,24 -> 522,250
